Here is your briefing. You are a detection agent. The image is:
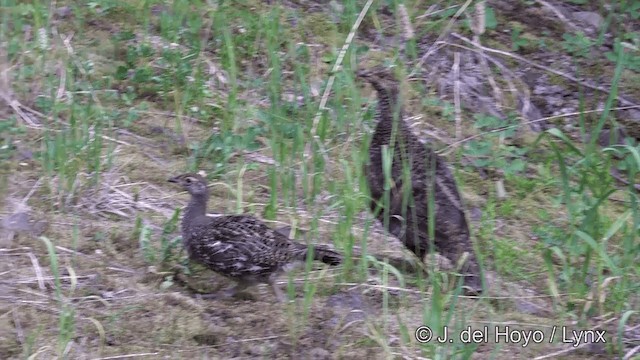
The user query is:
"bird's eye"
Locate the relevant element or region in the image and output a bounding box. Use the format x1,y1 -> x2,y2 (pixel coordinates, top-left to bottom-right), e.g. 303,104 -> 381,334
185,178 -> 192,183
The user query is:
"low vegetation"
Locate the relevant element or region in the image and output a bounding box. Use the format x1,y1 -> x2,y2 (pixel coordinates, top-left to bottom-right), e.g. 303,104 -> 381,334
1,0 -> 638,359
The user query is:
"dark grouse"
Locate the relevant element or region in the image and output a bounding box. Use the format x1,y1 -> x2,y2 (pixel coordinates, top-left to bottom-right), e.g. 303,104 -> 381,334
168,173 -> 342,301
357,66 -> 484,295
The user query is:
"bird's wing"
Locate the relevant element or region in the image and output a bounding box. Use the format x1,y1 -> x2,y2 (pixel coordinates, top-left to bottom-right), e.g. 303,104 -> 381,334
203,215 -> 300,269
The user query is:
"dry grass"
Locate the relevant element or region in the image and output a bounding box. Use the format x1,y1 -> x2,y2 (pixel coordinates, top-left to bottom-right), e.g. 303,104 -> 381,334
1,0 -> 639,359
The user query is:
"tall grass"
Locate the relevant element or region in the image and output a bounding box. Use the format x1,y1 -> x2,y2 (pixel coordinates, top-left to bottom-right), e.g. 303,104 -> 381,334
39,236 -> 76,358
539,38 -> 639,322
2,0 -> 638,358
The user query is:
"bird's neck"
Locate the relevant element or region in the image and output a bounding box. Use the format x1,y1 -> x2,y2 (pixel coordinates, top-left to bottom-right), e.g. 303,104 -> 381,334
376,86 -> 399,116
372,86 -> 406,142
182,193 -> 209,233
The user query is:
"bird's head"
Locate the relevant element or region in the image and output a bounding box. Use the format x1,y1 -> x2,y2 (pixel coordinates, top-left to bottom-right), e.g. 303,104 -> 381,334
355,65 -> 400,95
168,173 -> 208,196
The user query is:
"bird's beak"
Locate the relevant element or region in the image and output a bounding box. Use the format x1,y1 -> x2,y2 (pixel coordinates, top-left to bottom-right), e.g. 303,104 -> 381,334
167,176 -> 179,183
355,69 -> 370,79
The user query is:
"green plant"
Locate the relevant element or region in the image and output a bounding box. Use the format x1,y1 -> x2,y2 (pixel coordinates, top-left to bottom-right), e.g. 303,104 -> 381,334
620,0 -> 640,19
114,41 -> 211,113
40,236 -> 76,357
606,38 -> 640,71
136,209 -> 182,268
536,40 -> 639,323
506,173 -> 537,199
2,0 -> 637,357
189,126 -> 263,175
536,30 -> 551,50
484,6 -> 498,31
511,27 -> 529,52
562,32 -> 594,58
464,113 -> 527,176
0,117 -> 25,161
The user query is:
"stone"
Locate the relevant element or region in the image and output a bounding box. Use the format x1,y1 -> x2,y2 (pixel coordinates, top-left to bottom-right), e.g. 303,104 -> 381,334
572,12 -> 604,29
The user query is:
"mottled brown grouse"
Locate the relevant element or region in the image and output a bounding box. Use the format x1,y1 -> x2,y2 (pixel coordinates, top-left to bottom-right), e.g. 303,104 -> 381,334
357,67 -> 484,294
168,173 -> 342,301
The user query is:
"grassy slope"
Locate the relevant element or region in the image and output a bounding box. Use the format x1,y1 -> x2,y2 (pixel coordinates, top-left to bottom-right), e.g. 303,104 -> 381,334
0,0 -> 639,359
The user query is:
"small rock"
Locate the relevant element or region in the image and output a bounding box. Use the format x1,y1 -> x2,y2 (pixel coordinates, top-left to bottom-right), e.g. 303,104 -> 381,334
1,212 -> 47,235
514,299 -> 552,317
470,207 -> 483,222
308,347 -> 331,360
519,97 -> 545,130
533,84 -> 563,96
495,180 -> 507,199
56,6 -> 73,19
1,213 -> 31,231
572,12 -> 604,29
547,99 -> 561,108
423,253 -> 453,270
594,128 -> 627,147
549,85 -> 565,95
192,333 -> 220,346
150,4 -> 167,16
521,69 -> 540,88
329,1 -> 344,14
18,149 -> 33,161
326,291 -> 369,328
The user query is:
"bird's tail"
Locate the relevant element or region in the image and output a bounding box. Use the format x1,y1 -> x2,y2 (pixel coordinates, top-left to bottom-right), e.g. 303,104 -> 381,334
307,245 -> 342,266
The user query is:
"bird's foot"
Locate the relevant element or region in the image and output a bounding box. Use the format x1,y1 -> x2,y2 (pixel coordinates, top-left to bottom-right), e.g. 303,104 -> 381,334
191,288 -> 256,301
218,284 -> 257,301
193,293 -> 222,300
461,275 -> 485,297
233,292 -> 257,301
172,273 -> 214,297
270,280 -> 293,303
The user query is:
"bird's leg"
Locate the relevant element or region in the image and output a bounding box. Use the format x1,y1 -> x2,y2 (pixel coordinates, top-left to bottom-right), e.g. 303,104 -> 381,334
222,282 -> 250,298
268,275 -> 288,303
442,235 -> 484,296
195,293 -> 221,300
192,282 -> 251,300
171,265 -> 218,297
459,258 -> 484,296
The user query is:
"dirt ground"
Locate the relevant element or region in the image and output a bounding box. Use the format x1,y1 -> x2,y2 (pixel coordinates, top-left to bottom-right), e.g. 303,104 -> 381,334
1,0 -> 639,359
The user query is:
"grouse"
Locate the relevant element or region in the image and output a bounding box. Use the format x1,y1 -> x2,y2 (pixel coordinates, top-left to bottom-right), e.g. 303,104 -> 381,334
168,173 -> 342,301
356,66 -> 484,295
